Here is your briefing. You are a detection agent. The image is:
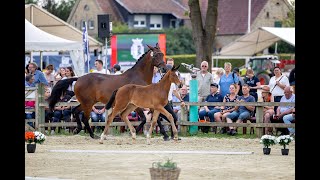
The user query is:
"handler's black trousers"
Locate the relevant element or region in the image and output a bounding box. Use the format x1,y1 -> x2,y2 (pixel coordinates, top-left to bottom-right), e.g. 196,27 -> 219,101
135,103 -> 178,138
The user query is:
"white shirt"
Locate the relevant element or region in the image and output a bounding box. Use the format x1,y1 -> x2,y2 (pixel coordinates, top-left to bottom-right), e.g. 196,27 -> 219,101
92,69 -> 110,74
269,75 -> 290,96
114,71 -> 122,75
168,83 -> 177,101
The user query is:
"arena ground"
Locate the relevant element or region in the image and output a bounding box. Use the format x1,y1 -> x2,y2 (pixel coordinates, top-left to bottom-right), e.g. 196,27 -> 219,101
25,134 -> 295,180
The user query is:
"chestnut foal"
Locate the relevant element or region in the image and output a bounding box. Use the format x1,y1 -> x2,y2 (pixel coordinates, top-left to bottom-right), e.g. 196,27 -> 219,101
100,65 -> 181,144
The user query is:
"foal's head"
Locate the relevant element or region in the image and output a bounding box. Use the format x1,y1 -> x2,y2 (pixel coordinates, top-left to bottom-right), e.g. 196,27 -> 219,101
167,65 -> 181,86
147,43 -> 167,71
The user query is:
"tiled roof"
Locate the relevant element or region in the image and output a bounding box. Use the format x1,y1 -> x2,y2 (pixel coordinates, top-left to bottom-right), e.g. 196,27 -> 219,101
216,0 -> 268,35
96,0 -> 123,21
115,0 -> 189,19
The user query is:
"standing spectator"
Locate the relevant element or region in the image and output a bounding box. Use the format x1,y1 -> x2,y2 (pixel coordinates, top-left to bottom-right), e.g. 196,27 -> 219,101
288,68 -> 295,94
28,62 -> 48,87
44,64 -> 55,88
92,59 -> 110,74
268,67 -> 290,112
226,84 -> 255,136
233,67 -> 244,96
196,61 -> 214,102
244,69 -> 261,102
198,83 -> 223,122
113,64 -> 122,75
213,68 -> 224,84
214,84 -> 239,134
219,62 -> 239,98
152,66 -> 161,84
166,58 -> 182,81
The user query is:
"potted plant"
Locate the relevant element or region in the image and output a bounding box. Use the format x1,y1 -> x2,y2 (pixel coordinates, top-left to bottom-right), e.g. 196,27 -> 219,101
149,158 -> 181,180
25,131 -> 46,153
260,134 -> 276,155
276,135 -> 294,155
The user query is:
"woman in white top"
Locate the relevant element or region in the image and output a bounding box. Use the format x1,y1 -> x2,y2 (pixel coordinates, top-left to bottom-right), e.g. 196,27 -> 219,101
268,67 -> 290,111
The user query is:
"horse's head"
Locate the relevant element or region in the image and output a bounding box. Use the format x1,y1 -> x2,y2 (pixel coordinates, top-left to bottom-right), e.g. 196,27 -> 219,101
147,43 -> 167,71
168,65 -> 181,87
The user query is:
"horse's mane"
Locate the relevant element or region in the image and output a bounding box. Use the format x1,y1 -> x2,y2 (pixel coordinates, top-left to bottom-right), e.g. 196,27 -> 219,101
128,46 -> 160,70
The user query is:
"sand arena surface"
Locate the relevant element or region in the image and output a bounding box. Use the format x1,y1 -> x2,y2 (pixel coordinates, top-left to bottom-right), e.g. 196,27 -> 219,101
25,135 -> 295,180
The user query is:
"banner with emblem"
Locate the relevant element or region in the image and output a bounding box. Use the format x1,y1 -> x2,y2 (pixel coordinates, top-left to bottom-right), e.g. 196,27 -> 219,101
111,34 -> 166,71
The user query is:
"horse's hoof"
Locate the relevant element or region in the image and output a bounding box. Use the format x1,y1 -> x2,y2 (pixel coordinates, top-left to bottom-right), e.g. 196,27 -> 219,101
90,134 -> 100,139
99,140 -> 104,144
73,128 -> 81,134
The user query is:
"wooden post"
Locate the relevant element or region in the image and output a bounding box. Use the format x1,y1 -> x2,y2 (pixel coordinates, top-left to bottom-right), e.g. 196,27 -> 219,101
180,106 -> 188,136
36,84 -> 45,133
256,106 -> 263,137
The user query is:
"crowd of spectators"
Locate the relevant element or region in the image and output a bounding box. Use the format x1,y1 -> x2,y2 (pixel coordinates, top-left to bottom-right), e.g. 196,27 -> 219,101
25,58 -> 295,137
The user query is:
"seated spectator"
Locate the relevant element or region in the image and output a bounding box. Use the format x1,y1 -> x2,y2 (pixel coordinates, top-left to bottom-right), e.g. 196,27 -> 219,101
198,83 -> 223,122
90,104 -> 106,132
283,107 -> 295,136
273,86 -> 295,135
44,88 -> 53,134
44,64 -> 55,88
226,84 -> 255,136
54,67 -> 66,83
25,100 -> 35,128
25,74 -> 35,87
214,84 -> 239,134
172,85 -> 190,121
261,88 -> 275,135
51,93 -> 72,135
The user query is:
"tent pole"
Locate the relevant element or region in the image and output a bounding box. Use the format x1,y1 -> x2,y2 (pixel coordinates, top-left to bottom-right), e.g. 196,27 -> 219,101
40,51 -> 43,71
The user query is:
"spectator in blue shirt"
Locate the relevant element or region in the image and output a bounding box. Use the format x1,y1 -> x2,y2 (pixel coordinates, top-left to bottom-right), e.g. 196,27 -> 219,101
152,66 -> 161,83
198,83 -> 224,122
28,62 -> 48,87
219,62 -> 239,97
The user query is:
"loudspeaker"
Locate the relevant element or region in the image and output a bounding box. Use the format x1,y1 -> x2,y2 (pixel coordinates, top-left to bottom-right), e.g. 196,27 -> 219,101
98,14 -> 110,39
94,49 -> 98,56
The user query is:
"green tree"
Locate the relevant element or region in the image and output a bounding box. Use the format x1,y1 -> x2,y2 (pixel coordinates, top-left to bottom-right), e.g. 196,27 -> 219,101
164,27 -> 195,55
188,0 -> 219,67
41,0 -> 76,21
25,0 -> 39,4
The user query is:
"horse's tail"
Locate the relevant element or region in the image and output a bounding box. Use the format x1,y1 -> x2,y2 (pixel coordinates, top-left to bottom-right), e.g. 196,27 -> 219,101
105,89 -> 119,110
48,77 -> 78,111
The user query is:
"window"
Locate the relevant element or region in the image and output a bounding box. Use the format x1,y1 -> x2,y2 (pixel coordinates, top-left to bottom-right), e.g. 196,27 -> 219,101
170,19 -> 176,28
150,15 -> 162,30
274,21 -> 282,27
88,20 -> 94,30
133,15 -> 146,28
75,22 -> 77,28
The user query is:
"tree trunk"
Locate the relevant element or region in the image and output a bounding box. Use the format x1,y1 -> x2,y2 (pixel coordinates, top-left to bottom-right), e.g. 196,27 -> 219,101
188,0 -> 218,69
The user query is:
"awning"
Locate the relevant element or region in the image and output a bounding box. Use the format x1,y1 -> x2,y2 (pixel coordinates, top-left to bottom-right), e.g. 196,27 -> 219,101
219,27 -> 295,56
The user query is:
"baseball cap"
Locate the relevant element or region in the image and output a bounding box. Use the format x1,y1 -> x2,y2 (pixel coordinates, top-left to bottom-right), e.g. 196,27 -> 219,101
210,83 -> 219,88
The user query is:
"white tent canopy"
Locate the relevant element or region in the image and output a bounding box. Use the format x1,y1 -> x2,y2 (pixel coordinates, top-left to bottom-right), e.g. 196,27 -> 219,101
219,27 -> 295,56
25,19 -> 85,76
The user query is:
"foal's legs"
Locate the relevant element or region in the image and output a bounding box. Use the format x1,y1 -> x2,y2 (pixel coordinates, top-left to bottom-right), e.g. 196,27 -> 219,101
120,104 -> 138,143
157,106 -> 179,141
147,110 -> 160,145
82,105 -> 99,139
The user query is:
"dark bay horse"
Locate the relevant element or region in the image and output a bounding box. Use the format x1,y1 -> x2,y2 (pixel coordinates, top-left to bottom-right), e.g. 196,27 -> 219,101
100,65 -> 181,144
48,44 -> 167,139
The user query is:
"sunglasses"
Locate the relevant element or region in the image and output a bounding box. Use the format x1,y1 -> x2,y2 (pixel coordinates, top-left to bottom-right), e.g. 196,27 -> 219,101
201,65 -> 207,67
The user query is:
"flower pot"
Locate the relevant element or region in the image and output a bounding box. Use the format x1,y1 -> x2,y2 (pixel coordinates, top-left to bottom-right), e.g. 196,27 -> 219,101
149,167 -> 181,180
281,148 -> 289,155
27,144 -> 36,153
263,147 -> 271,155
